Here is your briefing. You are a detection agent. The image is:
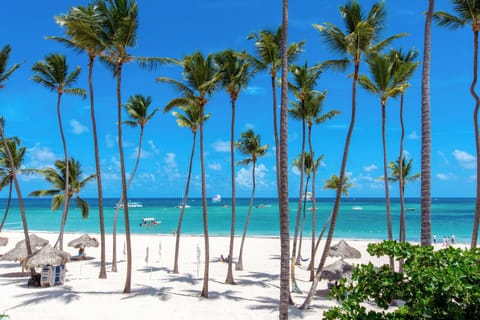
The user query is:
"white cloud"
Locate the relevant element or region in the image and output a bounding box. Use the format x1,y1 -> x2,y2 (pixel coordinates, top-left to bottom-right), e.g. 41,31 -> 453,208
363,164 -> 378,172
105,134 -> 116,148
70,119 -> 89,134
26,143 -> 57,168
291,166 -> 301,176
163,152 -> 182,182
212,140 -> 230,152
147,140 -> 160,155
236,164 -> 269,188
452,149 -> 476,169
408,130 -> 420,140
436,173 -> 456,181
209,162 -> 222,171
244,86 -> 265,96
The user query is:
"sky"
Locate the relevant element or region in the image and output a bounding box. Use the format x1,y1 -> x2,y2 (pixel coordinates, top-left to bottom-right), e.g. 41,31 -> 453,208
0,0 -> 475,199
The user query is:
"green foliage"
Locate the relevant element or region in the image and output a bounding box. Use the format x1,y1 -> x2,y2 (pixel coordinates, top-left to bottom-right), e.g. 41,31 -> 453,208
324,241 -> 480,319
0,313 -> 9,319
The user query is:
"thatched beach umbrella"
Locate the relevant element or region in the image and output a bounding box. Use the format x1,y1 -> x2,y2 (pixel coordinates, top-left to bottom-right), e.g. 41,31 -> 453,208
21,244 -> 70,270
328,240 -> 361,259
67,234 -> 99,249
1,234 -> 49,262
15,234 -> 49,249
0,237 -> 7,247
321,259 -> 353,282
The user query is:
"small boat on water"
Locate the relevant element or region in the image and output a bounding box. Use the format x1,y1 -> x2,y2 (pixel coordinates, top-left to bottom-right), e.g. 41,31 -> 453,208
406,208 -> 416,211
139,217 -> 161,227
115,201 -> 143,209
256,204 -> 271,208
352,206 -> 363,211
175,204 -> 191,209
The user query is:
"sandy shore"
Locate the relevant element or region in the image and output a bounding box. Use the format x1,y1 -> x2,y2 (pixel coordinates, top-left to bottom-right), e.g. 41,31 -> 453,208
0,231 -> 459,319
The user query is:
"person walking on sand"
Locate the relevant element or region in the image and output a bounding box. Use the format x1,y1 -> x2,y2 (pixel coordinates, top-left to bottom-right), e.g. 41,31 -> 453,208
433,234 -> 436,244
451,234 -> 455,244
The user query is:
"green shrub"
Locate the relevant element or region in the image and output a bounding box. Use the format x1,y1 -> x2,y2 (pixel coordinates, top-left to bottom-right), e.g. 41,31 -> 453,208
324,241 -> 480,319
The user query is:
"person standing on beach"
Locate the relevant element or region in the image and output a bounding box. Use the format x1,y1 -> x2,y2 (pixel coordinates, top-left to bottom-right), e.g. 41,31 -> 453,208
433,234 -> 436,244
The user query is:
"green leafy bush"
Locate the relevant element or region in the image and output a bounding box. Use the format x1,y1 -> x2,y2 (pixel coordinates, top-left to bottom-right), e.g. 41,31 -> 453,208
324,241 -> 480,319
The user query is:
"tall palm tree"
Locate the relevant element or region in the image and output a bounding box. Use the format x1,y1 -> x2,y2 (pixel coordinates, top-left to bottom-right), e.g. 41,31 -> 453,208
96,0 -> 139,293
171,104 -> 210,274
29,158 -> 96,220
48,3 -> 110,279
31,53 -> 86,251
279,0 -> 290,315
301,0 -> 404,309
0,46 -> 33,265
111,94 -> 159,272
434,0 -> 480,248
389,156 -> 421,193
214,49 -> 254,284
0,140 -> 35,232
158,51 -> 220,298
247,27 -> 304,197
388,48 -> 419,243
420,0 -> 435,246
234,129 -> 269,271
358,52 -> 407,270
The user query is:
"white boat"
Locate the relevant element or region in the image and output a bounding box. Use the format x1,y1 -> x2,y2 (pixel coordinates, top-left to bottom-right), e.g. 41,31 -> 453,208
406,207 -> 416,212
211,194 -> 222,203
256,204 -> 271,208
139,217 -> 161,227
352,206 -> 363,211
175,203 -> 191,209
115,201 -> 143,209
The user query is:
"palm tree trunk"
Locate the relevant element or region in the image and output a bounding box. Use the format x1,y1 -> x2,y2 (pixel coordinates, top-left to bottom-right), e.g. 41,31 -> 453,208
308,126 -> 317,282
88,55 -> 107,279
236,161 -> 256,271
399,93 -> 406,244
56,92 -> 69,251
296,176 -> 309,265
271,71 -> 281,195
420,0 -> 434,246
300,58 -> 360,311
173,131 -> 197,273
291,114 -> 306,293
112,126 -> 145,272
226,99 -> 236,284
0,181 -> 13,232
308,211 -> 332,271
200,102 -> 210,298
381,102 -> 394,271
117,64 -> 132,294
0,126 -> 33,274
471,30 -> 480,249
279,1 -> 290,316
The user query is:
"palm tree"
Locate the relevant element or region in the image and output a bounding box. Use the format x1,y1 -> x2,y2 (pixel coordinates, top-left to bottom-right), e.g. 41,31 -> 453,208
358,52 -> 407,270
111,94 -> 159,272
301,0 -> 404,309
234,129 -> 269,271
324,174 -> 353,196
247,27 -> 304,197
420,0 -> 435,246
49,3 -> 110,279
389,156 -> 420,193
279,0 -> 290,315
434,0 -> 480,248
158,51 -> 220,298
171,104 -> 210,274
388,48 -> 419,243
0,46 -> 33,266
29,158 -> 95,220
96,0 -> 139,293
0,139 -> 35,232
214,49 -> 254,284
31,53 -> 86,251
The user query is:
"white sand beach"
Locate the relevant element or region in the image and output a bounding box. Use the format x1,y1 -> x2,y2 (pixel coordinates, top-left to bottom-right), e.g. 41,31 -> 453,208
0,231 -> 457,319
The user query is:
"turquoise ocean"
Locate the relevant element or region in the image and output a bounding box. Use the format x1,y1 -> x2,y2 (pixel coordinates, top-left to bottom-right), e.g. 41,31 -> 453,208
0,197 -> 475,244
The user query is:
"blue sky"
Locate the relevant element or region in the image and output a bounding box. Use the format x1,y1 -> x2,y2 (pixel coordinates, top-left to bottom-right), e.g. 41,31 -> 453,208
0,0 -> 474,199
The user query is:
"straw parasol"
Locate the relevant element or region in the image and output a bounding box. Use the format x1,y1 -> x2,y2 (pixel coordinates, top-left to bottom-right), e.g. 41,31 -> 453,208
321,259 -> 353,282
67,234 -> 99,249
328,240 -> 362,259
21,244 -> 70,270
0,237 -> 7,247
15,234 -> 49,249
1,234 -> 49,262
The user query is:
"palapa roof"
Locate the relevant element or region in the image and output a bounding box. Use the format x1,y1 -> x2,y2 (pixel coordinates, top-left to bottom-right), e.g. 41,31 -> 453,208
15,234 -> 49,249
21,244 -> 70,269
0,237 -> 7,247
328,240 -> 362,259
67,234 -> 99,249
320,258 -> 353,281
1,234 -> 49,262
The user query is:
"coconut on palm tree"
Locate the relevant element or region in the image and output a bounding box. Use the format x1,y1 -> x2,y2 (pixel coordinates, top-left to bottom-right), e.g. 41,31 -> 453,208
158,51 -> 220,298
29,158 -> 95,220
31,53 -> 86,251
49,3 -> 110,279
234,129 -> 268,271
301,0 -> 404,309
170,104 -> 210,274
0,45 -> 33,265
214,49 -> 255,284
0,139 -> 35,232
434,0 -> 480,248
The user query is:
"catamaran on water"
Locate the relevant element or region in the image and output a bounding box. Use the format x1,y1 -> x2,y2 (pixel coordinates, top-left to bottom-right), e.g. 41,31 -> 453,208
115,200 -> 143,209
